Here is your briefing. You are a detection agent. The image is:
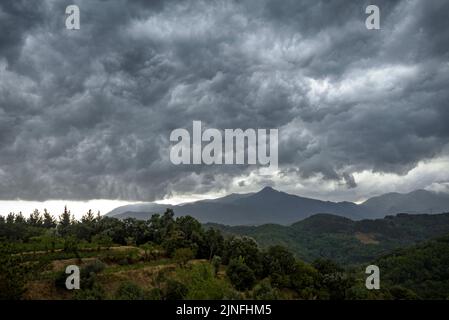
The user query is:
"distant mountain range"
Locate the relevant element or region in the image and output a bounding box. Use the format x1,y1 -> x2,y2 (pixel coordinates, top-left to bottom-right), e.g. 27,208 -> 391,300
106,187 -> 449,225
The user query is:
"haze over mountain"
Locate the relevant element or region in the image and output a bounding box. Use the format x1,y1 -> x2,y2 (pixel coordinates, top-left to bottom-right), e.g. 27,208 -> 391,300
106,187 -> 449,225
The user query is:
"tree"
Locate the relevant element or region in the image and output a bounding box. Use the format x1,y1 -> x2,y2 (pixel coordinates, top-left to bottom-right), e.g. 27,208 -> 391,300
160,209 -> 176,239
0,243 -> 34,299
211,255 -> 222,276
28,209 -> 42,227
223,236 -> 262,276
227,257 -> 256,291
312,258 -> 354,300
91,233 -> 113,250
75,209 -> 97,241
162,229 -> 185,257
176,216 -> 205,253
81,209 -> 95,224
173,247 -> 195,268
40,229 -> 59,253
290,261 -> 320,298
43,209 -> 57,229
6,213 -> 15,224
204,228 -> 224,260
15,212 -> 26,224
263,245 -> 297,287
58,206 -> 73,237
252,278 -> 280,300
63,236 -> 80,259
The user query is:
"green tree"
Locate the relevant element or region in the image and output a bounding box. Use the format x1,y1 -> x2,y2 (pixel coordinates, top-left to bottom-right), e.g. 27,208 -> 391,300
58,206 -> 73,237
204,228 -> 224,260
91,233 -> 113,250
252,278 -> 280,300
173,247 -> 195,267
15,212 -> 26,224
27,209 -> 42,227
263,245 -> 297,287
63,236 -> 80,259
223,236 -> 262,276
312,258 -> 354,300
290,261 -> 320,298
0,244 -> 34,299
211,255 -> 222,276
42,209 -> 57,229
227,257 -> 256,291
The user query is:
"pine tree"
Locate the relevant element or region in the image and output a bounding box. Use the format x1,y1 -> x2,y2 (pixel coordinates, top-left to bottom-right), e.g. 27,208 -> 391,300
43,209 -> 56,228
58,206 -> 72,237
81,209 -> 95,224
28,209 -> 42,226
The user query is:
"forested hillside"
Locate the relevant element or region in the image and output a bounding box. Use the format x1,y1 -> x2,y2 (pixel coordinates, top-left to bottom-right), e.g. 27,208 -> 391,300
208,212 -> 449,264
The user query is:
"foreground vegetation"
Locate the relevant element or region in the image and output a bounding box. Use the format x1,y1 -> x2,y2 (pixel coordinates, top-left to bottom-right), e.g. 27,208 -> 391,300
1,208 -> 448,300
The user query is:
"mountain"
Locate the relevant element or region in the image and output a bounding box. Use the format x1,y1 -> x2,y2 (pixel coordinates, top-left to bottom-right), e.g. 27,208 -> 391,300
209,212 -> 449,264
361,189 -> 449,217
106,187 -> 449,225
106,203 -> 169,217
107,187 -> 371,225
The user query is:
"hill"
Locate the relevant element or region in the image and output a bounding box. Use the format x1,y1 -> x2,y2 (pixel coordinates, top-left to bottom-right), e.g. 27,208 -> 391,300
375,234 -> 449,299
208,212 -> 449,264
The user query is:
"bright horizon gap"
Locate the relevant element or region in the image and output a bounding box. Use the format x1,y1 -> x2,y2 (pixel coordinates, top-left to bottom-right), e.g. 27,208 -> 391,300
0,195 -> 224,219
0,199 -> 141,219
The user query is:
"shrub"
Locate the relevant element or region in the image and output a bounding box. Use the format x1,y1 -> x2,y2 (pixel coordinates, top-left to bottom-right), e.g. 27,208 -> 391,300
100,249 -> 140,265
164,279 -> 188,300
81,259 -> 106,278
252,278 -> 280,300
388,286 -> 420,300
146,287 -> 163,300
173,248 -> 195,267
73,283 -> 105,300
115,281 -> 146,300
54,269 -> 68,290
91,234 -> 113,250
175,263 -> 236,299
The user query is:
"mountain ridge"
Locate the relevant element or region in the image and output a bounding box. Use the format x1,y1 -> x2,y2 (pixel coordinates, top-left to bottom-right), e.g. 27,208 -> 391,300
106,187 -> 449,225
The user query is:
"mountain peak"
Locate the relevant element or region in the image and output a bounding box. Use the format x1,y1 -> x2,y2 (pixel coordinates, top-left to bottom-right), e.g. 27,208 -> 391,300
258,186 -> 277,193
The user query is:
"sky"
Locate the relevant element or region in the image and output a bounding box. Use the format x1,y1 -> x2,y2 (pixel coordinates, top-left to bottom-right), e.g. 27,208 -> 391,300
0,0 -> 449,217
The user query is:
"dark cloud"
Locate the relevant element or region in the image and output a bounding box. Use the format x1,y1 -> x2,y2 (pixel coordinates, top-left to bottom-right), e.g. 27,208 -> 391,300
0,0 -> 448,201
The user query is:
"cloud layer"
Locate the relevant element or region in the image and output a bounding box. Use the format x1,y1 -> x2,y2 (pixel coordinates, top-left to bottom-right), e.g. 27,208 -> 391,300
0,0 -> 448,201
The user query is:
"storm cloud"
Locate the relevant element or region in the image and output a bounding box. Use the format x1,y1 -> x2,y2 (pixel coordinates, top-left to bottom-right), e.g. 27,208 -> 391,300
0,0 -> 448,201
